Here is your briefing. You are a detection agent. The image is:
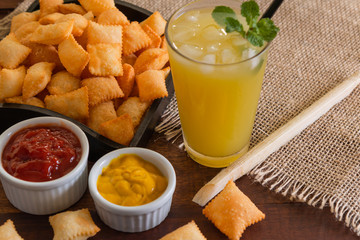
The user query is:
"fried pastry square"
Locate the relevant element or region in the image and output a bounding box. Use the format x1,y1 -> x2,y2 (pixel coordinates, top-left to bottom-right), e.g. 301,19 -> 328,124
47,70 -> 81,95
133,48 -> 169,74
87,21 -> 122,45
122,21 -> 151,56
45,86 -> 89,120
24,42 -> 63,72
58,34 -> 89,77
49,208 -> 100,240
121,53 -> 137,66
39,0 -> 63,18
0,219 -> 24,240
97,8 -> 130,26
116,96 -> 151,128
22,62 -> 55,99
87,43 -> 123,76
10,12 -> 38,33
82,76 -> 124,106
83,11 -> 94,21
203,181 -> 265,240
140,11 -> 167,36
100,113 -> 134,145
141,24 -> 162,50
78,0 -> 115,16
30,20 -> 74,45
162,66 -> 171,79
136,69 -> 168,101
87,100 -> 117,132
0,66 -> 26,102
5,96 -> 45,108
38,12 -> 64,25
0,33 -> 31,69
59,3 -> 87,15
56,13 -> 88,37
160,221 -> 207,240
14,21 -> 41,45
116,63 -> 135,99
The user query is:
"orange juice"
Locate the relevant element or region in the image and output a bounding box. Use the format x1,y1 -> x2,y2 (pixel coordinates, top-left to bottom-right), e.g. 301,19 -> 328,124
166,2 -> 269,167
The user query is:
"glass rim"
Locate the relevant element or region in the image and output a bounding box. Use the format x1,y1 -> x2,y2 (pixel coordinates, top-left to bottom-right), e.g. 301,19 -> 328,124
165,0 -> 271,66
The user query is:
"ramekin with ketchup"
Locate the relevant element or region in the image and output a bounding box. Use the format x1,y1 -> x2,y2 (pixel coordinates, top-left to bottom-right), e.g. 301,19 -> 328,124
0,116 -> 89,215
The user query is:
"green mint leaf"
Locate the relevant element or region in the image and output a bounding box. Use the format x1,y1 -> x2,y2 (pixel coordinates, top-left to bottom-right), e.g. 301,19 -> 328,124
212,6 -> 237,27
241,0 -> 260,27
246,30 -> 263,47
224,17 -> 245,36
257,18 -> 279,42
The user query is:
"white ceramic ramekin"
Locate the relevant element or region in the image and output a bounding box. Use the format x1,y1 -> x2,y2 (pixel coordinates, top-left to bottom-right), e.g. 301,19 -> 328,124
89,147 -> 176,232
0,116 -> 89,215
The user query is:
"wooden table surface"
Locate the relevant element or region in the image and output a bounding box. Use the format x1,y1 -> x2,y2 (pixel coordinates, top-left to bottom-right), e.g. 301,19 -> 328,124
0,1 -> 359,239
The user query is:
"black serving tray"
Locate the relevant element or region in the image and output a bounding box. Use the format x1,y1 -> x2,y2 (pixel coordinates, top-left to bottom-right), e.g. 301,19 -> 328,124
0,0 -> 174,162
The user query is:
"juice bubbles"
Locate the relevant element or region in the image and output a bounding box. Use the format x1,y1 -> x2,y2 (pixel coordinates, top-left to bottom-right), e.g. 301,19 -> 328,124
166,0 -> 269,168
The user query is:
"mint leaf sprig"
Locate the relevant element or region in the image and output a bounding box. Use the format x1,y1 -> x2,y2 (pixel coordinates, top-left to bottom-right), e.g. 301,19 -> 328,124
212,0 -> 279,47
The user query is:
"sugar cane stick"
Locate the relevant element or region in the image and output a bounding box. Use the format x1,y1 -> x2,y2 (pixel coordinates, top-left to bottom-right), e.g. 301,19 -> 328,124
193,71 -> 360,206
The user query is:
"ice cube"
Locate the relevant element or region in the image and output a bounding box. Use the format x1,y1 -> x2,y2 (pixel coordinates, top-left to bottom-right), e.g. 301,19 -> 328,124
178,44 -> 203,59
172,24 -> 198,42
206,43 -> 220,53
231,35 -> 248,48
221,48 -> 241,64
201,24 -> 227,41
184,10 -> 200,22
200,54 -> 216,74
201,54 -> 216,64
242,47 -> 260,69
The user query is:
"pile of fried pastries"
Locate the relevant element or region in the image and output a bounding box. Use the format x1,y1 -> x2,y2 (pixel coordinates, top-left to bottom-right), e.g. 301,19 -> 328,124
0,0 -> 170,146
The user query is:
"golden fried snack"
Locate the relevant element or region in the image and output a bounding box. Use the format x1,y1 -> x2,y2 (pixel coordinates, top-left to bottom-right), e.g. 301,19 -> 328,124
0,66 -> 26,102
121,53 -> 137,66
160,221 -> 207,240
116,63 -> 135,99
47,71 -> 81,95
24,42 -> 63,71
39,0 -> 63,18
100,113 -> 134,145
22,62 -> 55,99
59,3 -> 87,15
10,12 -> 38,33
0,33 -> 31,69
58,34 -> 89,77
0,219 -> 24,240
116,97 -> 151,127
81,76 -> 124,106
87,43 -> 122,76
122,21 -> 151,56
162,66 -> 171,79
78,0 -> 115,16
133,48 -> 169,74
97,8 -> 130,26
140,11 -> 167,36
203,181 -> 265,240
141,24 -> 162,50
38,12 -> 64,25
14,21 -> 41,44
160,35 -> 167,50
30,20 -> 74,45
83,11 -> 94,21
87,21 -> 123,45
136,69 -> 168,101
49,208 -> 100,240
45,86 -> 89,120
5,96 -> 45,108
56,13 -> 88,37
87,100 -> 117,132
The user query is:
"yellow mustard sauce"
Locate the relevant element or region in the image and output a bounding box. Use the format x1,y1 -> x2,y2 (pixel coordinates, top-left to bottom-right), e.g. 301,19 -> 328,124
97,154 -> 168,206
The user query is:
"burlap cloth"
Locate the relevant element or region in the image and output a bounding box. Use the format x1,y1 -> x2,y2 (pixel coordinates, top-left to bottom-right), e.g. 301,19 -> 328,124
1,0 -> 360,235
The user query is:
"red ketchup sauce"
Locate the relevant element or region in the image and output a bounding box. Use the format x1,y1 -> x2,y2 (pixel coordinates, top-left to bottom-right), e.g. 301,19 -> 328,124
2,125 -> 82,182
